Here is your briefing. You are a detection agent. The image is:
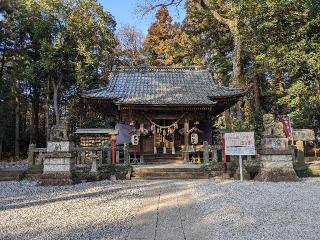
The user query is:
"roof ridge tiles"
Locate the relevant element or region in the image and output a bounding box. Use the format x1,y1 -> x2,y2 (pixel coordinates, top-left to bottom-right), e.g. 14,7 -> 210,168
113,65 -> 208,72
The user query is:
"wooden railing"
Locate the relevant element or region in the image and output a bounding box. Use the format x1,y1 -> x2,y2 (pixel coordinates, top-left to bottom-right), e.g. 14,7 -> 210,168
28,143 -> 132,168
74,144 -> 131,165
27,141 -> 224,167
181,141 -> 223,164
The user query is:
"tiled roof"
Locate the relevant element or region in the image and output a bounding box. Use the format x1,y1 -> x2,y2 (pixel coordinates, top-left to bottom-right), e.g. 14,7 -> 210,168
83,66 -> 244,105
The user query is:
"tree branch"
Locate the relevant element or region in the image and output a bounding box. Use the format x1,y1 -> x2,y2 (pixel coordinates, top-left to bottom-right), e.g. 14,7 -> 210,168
138,0 -> 184,16
199,0 -> 230,26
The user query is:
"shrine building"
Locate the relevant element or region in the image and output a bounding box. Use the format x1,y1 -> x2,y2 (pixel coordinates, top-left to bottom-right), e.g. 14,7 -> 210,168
82,66 -> 244,163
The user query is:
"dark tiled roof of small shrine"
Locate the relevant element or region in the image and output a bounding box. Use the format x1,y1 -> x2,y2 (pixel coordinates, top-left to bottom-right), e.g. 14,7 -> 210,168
83,66 -> 244,105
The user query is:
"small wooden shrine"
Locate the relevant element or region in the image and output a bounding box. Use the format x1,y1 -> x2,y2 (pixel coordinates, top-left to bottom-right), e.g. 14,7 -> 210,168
82,66 -> 244,163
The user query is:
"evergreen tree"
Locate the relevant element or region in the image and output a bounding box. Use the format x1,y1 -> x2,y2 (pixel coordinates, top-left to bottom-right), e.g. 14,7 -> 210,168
143,6 -> 185,65
0,0 -> 116,158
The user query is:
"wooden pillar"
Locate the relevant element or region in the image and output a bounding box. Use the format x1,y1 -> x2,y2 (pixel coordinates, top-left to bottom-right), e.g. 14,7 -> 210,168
184,117 -> 189,163
172,131 -> 175,154
154,126 -> 157,154
111,137 -> 116,165
139,123 -> 144,163
161,119 -> 166,154
163,131 -> 167,154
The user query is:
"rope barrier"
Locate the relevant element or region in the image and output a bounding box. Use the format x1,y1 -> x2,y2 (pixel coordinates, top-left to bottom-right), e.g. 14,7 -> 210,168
142,112 -> 186,129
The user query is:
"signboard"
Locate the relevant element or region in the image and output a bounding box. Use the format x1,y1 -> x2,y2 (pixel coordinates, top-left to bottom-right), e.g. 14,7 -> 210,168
224,132 -> 255,182
278,115 -> 293,140
131,134 -> 139,145
224,132 -> 256,156
190,133 -> 199,145
293,129 -> 315,141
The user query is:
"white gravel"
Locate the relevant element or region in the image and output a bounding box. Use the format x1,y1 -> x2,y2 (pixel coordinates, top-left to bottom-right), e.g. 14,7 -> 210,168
1,179 -> 320,240
0,180 -> 154,240
180,178 -> 320,240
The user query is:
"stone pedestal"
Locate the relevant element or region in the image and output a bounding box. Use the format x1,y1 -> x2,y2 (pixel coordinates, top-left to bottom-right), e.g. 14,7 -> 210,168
255,137 -> 298,181
41,141 -> 77,186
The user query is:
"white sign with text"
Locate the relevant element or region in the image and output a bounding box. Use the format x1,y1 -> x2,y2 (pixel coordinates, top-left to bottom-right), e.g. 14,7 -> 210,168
225,132 -> 256,156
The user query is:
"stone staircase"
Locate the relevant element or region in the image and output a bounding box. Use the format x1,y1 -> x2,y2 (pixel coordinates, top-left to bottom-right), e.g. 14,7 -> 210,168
130,164 -> 209,180
144,153 -> 184,164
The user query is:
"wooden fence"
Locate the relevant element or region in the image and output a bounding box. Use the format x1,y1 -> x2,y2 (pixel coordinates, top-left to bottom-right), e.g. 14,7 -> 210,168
27,141 -> 224,168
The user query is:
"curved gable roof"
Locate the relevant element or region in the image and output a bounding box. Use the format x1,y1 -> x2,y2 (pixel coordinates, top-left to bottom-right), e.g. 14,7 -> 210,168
83,66 -> 243,106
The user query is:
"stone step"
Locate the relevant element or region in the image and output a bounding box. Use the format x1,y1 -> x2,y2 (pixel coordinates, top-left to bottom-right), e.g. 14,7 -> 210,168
133,168 -> 204,173
131,165 -> 208,179
145,160 -> 185,164
132,172 -> 207,178
0,170 -> 25,181
131,172 -> 209,180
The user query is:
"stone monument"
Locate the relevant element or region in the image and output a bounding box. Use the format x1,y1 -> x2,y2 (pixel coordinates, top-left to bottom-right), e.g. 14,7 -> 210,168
41,120 -> 78,185
255,114 -> 298,181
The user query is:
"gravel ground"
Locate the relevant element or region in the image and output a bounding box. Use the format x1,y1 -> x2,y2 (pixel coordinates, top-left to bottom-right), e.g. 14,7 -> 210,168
1,179 -> 320,240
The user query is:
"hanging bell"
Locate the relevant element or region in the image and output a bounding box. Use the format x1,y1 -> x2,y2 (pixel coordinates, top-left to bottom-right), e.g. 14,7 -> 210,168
163,129 -> 166,135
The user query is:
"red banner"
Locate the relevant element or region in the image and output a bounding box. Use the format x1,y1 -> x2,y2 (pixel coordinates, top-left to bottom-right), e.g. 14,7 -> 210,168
278,115 -> 293,140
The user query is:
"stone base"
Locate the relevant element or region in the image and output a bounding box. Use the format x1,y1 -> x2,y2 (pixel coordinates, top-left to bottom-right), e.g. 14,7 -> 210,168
255,168 -> 298,182
255,147 -> 298,181
43,155 -> 75,173
41,172 -> 79,186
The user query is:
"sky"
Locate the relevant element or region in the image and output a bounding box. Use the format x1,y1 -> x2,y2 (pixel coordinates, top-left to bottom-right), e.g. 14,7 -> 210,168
97,0 -> 185,34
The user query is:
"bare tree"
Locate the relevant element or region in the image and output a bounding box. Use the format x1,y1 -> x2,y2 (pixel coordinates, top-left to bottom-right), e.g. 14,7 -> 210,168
116,25 -> 145,66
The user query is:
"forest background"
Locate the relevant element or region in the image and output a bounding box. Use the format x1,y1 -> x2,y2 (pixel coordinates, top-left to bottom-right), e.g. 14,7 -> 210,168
0,0 -> 319,159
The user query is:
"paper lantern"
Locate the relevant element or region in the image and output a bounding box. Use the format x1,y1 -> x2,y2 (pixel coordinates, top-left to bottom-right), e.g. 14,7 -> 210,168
190,133 -> 199,145
131,134 -> 139,145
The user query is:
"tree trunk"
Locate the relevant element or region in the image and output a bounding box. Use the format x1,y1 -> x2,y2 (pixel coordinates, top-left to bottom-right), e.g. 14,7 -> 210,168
0,133 -> 3,161
46,79 -> 50,143
29,87 -> 40,145
210,8 -> 243,122
15,79 -> 20,160
52,77 -> 61,126
224,109 -> 232,130
254,75 -> 261,112
0,41 -> 7,84
230,18 -> 243,122
231,19 -> 241,87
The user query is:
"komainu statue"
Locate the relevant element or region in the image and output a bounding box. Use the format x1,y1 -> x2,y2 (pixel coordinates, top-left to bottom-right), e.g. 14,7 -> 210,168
262,114 -> 286,138
49,120 -> 68,141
